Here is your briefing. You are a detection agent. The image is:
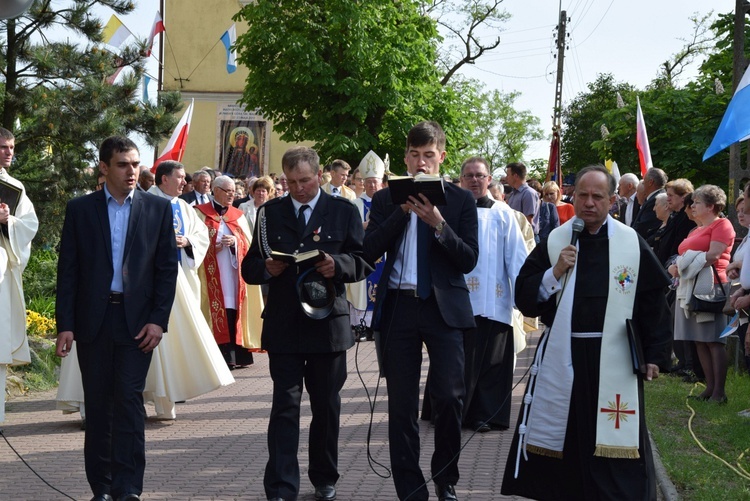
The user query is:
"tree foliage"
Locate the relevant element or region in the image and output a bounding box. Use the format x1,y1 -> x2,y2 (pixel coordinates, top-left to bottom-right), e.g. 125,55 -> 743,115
233,0 -> 515,174
463,86 -> 544,169
1,0 -> 182,247
562,11 -> 747,189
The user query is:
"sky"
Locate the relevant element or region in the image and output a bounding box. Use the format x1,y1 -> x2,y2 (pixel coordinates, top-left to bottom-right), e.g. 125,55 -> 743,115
457,0 -> 737,160
94,0 -> 737,162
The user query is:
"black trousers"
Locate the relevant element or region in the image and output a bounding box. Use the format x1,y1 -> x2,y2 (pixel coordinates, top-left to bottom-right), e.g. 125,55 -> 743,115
264,351 -> 347,500
463,318 -> 513,429
77,302 -> 152,498
380,293 -> 465,501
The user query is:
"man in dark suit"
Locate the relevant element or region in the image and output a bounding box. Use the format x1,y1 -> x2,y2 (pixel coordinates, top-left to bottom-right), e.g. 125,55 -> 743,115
364,121 -> 479,501
56,136 -> 178,501
179,169 -> 212,206
242,146 -> 371,501
632,167 -> 668,240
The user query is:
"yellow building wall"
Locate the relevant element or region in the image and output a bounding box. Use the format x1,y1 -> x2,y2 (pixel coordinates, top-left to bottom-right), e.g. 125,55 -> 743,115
161,0 -> 309,176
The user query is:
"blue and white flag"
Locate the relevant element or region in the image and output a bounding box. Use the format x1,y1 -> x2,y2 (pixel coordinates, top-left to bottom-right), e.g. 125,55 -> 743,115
220,24 -> 237,74
142,75 -> 151,103
703,69 -> 750,161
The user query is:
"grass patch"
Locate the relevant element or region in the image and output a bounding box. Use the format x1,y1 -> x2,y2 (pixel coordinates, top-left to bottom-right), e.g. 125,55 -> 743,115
645,370 -> 750,500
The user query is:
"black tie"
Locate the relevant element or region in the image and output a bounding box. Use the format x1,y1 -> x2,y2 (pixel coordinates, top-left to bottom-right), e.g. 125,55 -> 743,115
416,219 -> 431,299
298,204 -> 309,237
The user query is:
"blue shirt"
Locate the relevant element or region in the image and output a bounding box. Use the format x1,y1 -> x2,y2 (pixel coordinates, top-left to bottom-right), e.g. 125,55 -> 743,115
104,184 -> 134,293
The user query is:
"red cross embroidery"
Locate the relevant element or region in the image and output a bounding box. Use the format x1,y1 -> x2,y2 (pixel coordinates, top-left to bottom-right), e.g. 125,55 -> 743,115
600,393 -> 636,429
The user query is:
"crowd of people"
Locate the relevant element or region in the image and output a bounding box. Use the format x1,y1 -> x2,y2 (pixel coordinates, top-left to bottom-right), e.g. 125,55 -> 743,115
1,120 -> 748,501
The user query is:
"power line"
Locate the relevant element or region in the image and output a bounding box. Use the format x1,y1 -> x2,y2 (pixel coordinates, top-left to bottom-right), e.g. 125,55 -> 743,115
574,0 -> 616,46
471,66 -> 554,79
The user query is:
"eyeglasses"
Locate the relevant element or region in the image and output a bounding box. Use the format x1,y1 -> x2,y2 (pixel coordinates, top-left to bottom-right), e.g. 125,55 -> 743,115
461,174 -> 487,180
215,186 -> 235,196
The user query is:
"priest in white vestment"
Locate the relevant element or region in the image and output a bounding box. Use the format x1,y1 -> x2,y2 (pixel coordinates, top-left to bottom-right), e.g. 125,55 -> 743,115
144,161 -> 234,419
0,128 -> 39,423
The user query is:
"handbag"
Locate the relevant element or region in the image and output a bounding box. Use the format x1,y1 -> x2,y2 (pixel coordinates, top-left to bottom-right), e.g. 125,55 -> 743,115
689,265 -> 727,314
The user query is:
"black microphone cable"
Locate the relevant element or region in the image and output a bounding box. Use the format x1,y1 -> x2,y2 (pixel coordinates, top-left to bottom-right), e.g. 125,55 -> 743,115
353,213 -> 413,479
0,428 -> 77,500
401,325 -> 542,501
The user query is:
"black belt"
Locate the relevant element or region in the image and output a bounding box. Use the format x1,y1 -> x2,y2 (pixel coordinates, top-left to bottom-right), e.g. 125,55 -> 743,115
388,288 -> 419,297
108,292 -> 124,304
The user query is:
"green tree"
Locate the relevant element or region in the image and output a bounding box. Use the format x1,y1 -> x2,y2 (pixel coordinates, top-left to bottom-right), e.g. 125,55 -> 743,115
590,11 -> 745,188
233,0 -> 510,172
464,87 -> 544,169
1,0 -> 182,247
560,73 -> 636,173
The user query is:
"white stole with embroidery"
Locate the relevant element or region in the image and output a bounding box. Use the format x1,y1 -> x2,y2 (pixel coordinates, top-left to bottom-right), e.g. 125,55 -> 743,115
515,216 -> 641,477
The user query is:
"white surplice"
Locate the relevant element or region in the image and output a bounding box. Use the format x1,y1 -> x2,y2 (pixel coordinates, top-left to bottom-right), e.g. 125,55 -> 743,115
0,168 -> 38,422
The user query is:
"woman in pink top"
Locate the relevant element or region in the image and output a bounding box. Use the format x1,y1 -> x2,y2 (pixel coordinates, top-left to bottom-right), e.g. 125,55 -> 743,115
670,185 -> 735,403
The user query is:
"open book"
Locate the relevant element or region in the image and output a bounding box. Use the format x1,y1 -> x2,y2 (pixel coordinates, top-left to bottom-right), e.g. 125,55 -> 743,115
388,173 -> 446,206
270,249 -> 325,265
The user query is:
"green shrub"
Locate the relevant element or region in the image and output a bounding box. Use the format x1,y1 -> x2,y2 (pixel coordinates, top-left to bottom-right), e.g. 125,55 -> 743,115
23,248 -> 58,304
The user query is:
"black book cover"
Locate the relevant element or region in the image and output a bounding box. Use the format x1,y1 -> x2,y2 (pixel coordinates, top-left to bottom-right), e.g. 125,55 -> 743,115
388,174 -> 446,206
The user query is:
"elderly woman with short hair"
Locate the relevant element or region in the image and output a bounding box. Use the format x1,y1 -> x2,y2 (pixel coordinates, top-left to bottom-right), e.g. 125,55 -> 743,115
669,184 -> 735,403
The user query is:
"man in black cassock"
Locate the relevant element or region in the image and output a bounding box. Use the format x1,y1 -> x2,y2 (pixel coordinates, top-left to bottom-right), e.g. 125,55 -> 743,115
501,165 -> 671,501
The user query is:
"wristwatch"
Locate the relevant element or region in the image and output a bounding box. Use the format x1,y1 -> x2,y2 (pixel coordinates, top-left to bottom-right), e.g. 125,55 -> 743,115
434,220 -> 446,234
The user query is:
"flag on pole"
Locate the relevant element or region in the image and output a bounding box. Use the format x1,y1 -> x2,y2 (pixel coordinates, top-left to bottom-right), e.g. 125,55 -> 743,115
635,96 -> 653,177
145,11 -> 165,57
151,99 -> 195,172
220,24 -> 237,74
545,129 -> 561,184
102,14 -> 132,48
142,75 -> 151,103
703,67 -> 750,161
605,159 -> 621,184
105,57 -> 125,85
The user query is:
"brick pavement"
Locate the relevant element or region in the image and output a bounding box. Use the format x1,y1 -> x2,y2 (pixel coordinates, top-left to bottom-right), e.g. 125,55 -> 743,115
0,335 -> 538,500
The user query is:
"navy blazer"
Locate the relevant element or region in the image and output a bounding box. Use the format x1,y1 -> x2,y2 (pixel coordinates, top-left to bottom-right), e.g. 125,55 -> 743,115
242,191 -> 372,353
56,190 -> 178,342
632,189 -> 664,240
364,182 -> 479,330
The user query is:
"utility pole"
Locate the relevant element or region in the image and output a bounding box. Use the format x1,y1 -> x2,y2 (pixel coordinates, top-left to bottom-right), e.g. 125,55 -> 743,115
548,9 -> 568,183
552,10 -> 568,135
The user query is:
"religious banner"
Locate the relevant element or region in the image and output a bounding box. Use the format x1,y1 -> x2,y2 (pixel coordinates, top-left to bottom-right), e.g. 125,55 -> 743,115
216,103 -> 269,178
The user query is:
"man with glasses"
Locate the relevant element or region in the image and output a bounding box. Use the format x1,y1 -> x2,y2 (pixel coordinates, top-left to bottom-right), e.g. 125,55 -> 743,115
196,175 -> 261,369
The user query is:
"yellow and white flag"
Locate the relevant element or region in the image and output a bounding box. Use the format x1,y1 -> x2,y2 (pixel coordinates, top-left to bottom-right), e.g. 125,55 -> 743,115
102,14 -> 132,48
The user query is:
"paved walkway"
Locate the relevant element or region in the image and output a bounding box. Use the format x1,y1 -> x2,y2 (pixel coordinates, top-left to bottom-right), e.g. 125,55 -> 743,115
0,334 -> 539,500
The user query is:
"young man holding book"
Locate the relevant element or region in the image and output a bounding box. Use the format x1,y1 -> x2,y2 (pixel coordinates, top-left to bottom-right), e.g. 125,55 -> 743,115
364,121 -> 478,501
0,127 -> 38,424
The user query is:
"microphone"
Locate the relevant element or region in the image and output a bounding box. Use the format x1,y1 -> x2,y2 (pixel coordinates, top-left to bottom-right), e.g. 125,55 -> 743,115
570,218 -> 585,246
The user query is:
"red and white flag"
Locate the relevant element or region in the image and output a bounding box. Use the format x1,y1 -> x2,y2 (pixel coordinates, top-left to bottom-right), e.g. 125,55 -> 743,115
146,11 -> 165,57
151,99 -> 194,172
636,96 -> 652,177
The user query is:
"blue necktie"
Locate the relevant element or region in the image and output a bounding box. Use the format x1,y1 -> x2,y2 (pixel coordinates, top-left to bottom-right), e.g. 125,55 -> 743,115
416,219 -> 431,299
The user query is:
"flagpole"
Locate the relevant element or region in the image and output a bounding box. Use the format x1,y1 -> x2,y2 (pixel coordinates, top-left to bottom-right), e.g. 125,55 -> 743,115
155,0 -> 165,165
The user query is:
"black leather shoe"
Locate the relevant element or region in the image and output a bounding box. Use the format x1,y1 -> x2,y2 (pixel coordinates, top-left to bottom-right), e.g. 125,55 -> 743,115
268,498 -> 286,501
117,495 -> 141,501
90,496 -> 113,501
473,421 -> 491,433
314,484 -> 337,501
435,483 -> 458,501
